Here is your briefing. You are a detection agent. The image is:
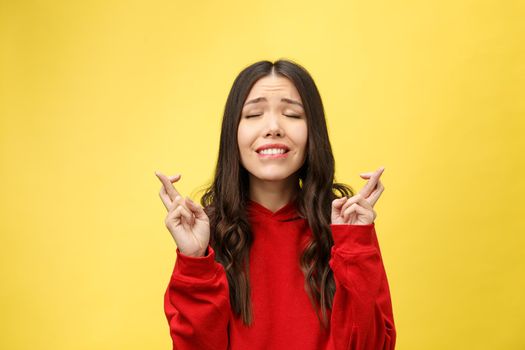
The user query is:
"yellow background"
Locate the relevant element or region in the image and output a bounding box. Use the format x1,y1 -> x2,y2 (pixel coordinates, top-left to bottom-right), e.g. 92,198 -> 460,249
1,0 -> 524,349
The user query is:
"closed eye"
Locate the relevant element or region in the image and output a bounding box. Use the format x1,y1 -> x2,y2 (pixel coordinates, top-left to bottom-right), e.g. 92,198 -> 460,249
244,114 -> 302,119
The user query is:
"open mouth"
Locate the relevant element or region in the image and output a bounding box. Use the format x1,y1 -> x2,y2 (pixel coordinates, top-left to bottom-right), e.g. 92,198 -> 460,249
256,148 -> 290,158
256,148 -> 289,155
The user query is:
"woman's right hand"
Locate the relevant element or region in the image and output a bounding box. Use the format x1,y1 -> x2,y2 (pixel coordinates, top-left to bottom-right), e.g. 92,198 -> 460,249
155,171 -> 210,257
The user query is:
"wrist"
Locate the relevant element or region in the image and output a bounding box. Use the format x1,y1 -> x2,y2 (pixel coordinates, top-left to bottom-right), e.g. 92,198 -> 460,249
178,246 -> 208,258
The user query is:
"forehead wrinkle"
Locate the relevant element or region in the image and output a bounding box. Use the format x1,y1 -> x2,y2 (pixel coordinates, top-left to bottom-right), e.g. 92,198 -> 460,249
243,96 -> 303,108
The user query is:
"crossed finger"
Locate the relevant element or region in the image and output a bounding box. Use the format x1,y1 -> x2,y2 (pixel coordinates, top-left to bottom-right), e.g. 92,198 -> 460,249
341,193 -> 375,222
358,177 -> 385,208
340,193 -> 374,214
156,171 -> 187,211
358,167 -> 385,207
159,184 -> 175,210
366,179 -> 384,207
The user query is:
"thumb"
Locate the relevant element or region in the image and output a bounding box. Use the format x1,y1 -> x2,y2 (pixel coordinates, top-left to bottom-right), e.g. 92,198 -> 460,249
185,197 -> 207,219
331,197 -> 347,214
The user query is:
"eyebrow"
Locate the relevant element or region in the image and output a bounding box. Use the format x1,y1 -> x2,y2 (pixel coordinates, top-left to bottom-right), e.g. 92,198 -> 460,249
243,97 -> 304,108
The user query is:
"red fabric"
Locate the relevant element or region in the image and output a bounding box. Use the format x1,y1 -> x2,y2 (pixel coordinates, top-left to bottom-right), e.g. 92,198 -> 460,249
164,199 -> 396,349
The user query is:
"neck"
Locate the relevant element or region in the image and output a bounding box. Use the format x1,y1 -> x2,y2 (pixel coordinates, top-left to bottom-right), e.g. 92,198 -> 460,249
248,174 -> 299,212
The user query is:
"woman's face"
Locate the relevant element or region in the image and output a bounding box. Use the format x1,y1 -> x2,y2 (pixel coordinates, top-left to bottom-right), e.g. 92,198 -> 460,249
237,74 -> 307,182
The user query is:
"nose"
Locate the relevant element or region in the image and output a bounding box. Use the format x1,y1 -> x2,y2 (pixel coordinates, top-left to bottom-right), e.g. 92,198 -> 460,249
264,113 -> 284,138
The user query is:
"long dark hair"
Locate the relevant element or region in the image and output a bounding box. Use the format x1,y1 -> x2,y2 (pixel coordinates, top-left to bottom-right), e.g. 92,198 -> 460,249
200,59 -> 355,329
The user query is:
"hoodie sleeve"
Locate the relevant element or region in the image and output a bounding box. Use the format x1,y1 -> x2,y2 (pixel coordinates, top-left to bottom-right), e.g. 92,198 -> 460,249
327,223 -> 396,350
164,245 -> 230,350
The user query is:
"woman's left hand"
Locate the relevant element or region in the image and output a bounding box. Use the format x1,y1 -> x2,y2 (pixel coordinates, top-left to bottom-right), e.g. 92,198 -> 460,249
331,166 -> 385,225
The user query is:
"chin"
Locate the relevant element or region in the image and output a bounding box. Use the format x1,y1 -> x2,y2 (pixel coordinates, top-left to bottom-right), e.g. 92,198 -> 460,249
249,169 -> 299,182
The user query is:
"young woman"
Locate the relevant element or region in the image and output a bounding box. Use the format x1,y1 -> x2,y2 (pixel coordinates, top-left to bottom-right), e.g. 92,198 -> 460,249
155,59 -> 396,350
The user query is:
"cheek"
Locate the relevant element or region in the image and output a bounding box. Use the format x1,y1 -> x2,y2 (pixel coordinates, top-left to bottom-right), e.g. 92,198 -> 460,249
237,124 -> 253,153
293,124 -> 308,152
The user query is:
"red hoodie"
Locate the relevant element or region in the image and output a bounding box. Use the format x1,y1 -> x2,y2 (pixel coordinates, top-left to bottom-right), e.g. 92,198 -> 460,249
164,199 -> 396,349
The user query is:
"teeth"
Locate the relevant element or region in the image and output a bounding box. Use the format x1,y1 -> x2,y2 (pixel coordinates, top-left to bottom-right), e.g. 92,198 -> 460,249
258,148 -> 287,155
